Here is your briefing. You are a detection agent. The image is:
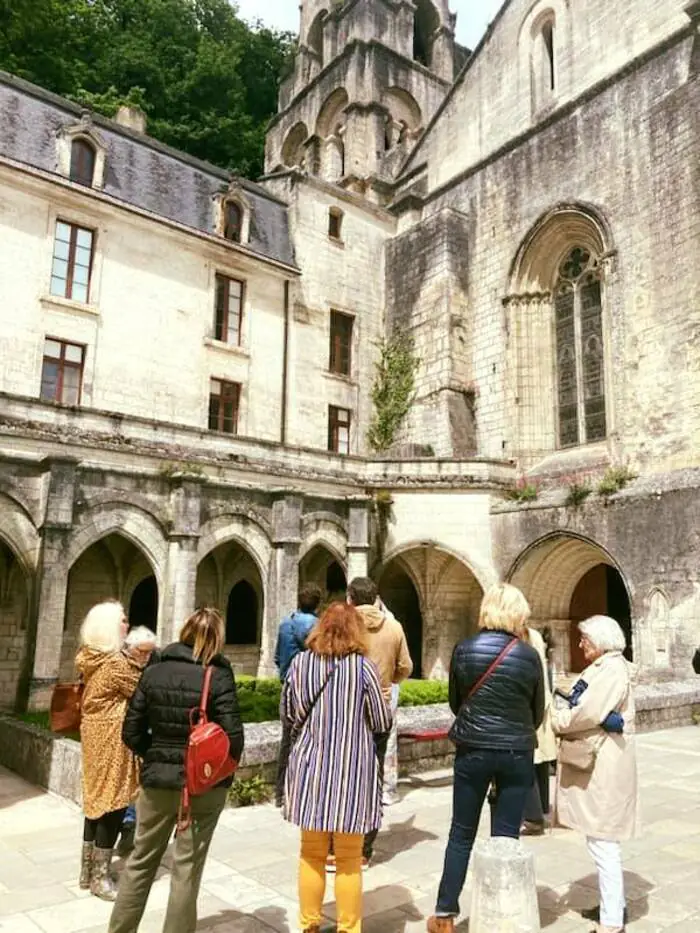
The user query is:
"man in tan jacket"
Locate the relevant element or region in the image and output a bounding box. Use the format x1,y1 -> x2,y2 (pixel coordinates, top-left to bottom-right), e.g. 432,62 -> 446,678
348,577 -> 413,865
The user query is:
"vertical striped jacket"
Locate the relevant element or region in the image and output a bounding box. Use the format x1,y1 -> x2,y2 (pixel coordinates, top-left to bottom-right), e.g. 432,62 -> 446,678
281,651 -> 392,834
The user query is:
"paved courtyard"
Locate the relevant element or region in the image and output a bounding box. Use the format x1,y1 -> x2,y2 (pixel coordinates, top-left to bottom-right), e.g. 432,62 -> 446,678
1,726 -> 700,933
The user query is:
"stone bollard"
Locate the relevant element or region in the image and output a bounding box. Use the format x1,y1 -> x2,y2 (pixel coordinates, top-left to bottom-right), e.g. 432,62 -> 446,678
468,837 -> 540,932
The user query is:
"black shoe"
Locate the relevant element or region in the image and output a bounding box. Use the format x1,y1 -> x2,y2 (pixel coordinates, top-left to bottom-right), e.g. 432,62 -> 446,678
581,906 -> 629,924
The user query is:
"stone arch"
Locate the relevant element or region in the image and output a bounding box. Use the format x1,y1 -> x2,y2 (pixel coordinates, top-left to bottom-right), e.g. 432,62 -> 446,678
0,534 -> 33,710
307,9 -> 327,63
300,516 -> 347,564
383,87 -> 423,150
299,544 -> 347,600
378,543 -> 485,679
196,522 -> 267,674
316,88 -> 349,139
507,532 -> 633,672
413,0 -> 440,67
196,514 -> 272,584
0,491 -> 41,575
281,121 -> 309,169
65,505 -> 168,588
61,529 -> 162,678
505,204 -> 615,462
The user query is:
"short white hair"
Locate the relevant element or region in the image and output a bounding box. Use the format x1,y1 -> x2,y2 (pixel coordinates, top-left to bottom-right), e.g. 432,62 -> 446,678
125,626 -> 158,649
80,601 -> 125,653
578,615 -> 627,653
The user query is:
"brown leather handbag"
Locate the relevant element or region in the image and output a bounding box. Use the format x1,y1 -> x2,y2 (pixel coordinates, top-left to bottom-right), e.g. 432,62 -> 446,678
50,682 -> 84,734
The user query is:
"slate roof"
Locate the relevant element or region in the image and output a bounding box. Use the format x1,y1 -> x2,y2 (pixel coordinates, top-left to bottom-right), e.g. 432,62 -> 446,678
0,71 -> 297,269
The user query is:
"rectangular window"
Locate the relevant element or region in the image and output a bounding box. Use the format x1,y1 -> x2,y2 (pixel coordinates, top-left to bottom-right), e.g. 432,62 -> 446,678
214,275 -> 244,346
50,220 -> 95,304
328,405 -> 351,455
208,379 -> 241,434
328,208 -> 343,241
329,311 -> 353,376
40,337 -> 85,405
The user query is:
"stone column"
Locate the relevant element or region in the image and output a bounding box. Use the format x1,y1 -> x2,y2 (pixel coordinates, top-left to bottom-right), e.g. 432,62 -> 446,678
346,497 -> 371,582
160,478 -> 202,644
263,495 -> 303,675
28,457 -> 79,710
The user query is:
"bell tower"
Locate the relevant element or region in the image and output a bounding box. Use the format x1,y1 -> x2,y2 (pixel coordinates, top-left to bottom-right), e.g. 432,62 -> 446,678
264,0 -> 465,202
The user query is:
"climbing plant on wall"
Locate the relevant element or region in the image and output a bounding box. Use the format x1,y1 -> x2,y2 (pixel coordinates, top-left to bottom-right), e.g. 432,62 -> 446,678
367,333 -> 420,452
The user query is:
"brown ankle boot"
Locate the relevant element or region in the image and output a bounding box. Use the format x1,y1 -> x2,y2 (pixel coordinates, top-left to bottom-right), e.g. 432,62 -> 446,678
90,847 -> 118,901
427,917 -> 455,932
79,841 -> 94,889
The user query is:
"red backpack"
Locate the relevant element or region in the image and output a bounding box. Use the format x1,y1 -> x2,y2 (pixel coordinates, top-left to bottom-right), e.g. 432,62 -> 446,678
178,665 -> 238,831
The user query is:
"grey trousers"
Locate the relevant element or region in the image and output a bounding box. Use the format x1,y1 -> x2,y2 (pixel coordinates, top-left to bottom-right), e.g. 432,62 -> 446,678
108,785 -> 227,933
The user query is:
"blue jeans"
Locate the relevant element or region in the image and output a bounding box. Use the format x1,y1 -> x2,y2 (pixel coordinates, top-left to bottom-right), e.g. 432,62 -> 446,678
435,747 -> 534,917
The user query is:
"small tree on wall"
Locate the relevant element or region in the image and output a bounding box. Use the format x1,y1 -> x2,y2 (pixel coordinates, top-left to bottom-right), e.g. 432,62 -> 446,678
368,333 -> 420,452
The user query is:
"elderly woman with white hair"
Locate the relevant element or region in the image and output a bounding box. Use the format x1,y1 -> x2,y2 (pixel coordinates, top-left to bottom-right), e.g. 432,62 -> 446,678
553,615 -> 638,933
76,602 -> 149,901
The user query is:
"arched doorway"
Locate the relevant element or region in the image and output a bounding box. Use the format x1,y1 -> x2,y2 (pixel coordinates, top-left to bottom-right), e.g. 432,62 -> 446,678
61,533 -> 156,679
196,539 -> 263,673
379,563 -> 423,679
226,580 -> 258,645
508,533 -> 632,675
379,546 -> 484,679
0,539 -> 30,710
129,575 -> 159,632
299,545 -> 347,602
570,564 -> 632,672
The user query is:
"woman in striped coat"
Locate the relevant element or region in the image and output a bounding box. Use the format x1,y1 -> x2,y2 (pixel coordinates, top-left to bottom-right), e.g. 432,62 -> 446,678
282,601 -> 392,933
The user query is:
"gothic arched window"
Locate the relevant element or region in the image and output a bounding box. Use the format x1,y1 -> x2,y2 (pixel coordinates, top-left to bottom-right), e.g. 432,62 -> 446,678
554,246 -> 607,447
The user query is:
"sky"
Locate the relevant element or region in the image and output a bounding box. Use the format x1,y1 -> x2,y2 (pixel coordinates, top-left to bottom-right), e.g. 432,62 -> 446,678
234,0 -> 504,51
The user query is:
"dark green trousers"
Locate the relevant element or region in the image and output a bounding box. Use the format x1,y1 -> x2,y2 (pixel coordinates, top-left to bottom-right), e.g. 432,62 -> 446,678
108,785 -> 227,933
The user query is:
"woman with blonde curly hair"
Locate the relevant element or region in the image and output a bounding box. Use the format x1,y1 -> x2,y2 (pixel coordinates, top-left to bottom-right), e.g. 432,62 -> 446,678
76,600 -> 143,900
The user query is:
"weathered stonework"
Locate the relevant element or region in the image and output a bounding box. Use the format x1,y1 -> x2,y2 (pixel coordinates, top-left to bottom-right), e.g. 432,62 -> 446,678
0,0 -> 699,712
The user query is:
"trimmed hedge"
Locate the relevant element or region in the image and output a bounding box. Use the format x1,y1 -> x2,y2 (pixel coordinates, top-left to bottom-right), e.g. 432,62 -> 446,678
16,678 -> 449,732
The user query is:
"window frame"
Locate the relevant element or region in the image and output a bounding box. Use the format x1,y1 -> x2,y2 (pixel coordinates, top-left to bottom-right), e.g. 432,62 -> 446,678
214,274 -> 245,347
40,336 -> 86,406
208,378 -> 241,435
328,310 -> 354,377
554,247 -> 607,449
328,405 -> 351,455
50,219 -> 96,304
69,138 -> 97,187
328,207 -> 344,242
223,200 -> 243,243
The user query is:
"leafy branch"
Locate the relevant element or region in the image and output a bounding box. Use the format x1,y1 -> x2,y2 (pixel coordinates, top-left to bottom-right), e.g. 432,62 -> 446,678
367,334 -> 420,453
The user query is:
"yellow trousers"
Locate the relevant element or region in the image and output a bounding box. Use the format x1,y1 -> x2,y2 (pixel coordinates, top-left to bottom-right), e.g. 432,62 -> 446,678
299,830 -> 363,932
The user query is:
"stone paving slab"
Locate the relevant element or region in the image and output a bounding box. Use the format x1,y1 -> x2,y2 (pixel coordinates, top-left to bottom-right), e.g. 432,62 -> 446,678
1,726 -> 700,932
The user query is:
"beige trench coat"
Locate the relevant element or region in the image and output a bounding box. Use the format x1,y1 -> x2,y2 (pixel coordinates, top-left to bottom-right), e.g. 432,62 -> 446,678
528,627 -> 557,764
553,651 -> 639,841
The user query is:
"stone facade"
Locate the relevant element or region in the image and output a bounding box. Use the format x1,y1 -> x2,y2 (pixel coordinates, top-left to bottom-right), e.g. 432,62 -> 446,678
0,0 -> 699,712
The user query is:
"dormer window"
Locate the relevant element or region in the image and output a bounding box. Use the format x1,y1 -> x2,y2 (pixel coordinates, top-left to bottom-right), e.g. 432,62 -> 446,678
213,183 -> 250,245
56,115 -> 107,188
70,139 -> 96,187
223,201 -> 243,243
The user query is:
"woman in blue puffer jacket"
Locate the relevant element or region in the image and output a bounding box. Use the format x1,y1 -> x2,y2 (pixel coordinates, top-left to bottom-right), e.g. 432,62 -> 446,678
427,583 -> 544,933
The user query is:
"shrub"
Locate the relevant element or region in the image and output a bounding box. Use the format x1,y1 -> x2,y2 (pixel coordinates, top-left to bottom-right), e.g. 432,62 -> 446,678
398,679 -> 449,707
597,466 -> 637,497
229,773 -> 271,807
236,676 -> 282,723
565,482 -> 592,509
505,479 -> 539,503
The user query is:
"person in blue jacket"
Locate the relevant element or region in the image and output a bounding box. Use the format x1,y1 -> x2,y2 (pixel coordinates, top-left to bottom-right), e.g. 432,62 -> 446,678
274,583 -> 322,806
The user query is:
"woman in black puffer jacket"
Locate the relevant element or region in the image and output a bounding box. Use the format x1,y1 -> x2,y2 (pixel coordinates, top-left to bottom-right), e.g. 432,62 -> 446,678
427,584 -> 544,933
108,608 -> 244,933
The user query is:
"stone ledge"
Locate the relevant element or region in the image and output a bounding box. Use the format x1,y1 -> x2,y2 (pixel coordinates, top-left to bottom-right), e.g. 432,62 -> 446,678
2,686 -> 699,805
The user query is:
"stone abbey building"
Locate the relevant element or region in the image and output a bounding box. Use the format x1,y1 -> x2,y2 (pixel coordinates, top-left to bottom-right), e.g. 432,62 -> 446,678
0,0 -> 698,710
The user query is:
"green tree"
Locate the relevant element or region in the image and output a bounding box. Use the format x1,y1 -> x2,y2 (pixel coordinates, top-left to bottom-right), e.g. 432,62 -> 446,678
0,0 -> 294,177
